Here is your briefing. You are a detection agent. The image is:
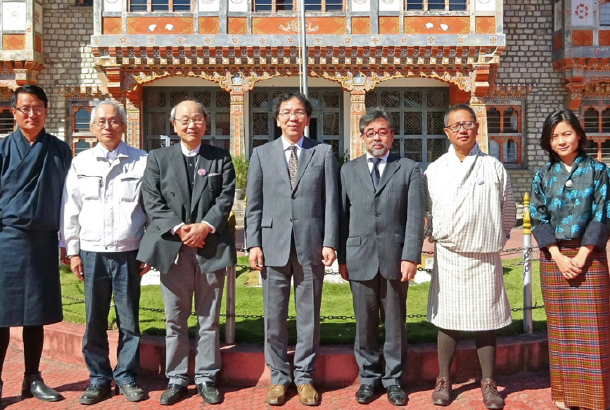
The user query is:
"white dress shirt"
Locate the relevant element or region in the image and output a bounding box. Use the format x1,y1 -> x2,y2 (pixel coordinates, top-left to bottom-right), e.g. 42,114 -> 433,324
281,135 -> 304,169
365,151 -> 390,177
60,141 -> 148,255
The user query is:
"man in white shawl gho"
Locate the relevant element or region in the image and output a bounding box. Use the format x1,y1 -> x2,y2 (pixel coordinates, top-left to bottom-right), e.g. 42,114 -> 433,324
424,104 -> 516,410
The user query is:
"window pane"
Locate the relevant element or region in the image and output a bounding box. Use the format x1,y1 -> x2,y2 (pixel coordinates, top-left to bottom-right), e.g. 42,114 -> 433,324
148,90 -> 167,108
504,108 -> 519,133
173,0 -> 190,11
428,0 -> 445,10
152,0 -> 169,11
252,91 -> 270,108
404,91 -> 422,108
323,112 -> 339,135
276,0 -> 293,11
601,4 -> 610,26
0,110 -> 14,134
584,108 -> 599,133
602,109 -> 610,133
489,139 -> 500,161
309,92 -> 320,108
74,108 -> 90,132
253,113 -> 269,135
130,0 -> 147,11
75,139 -> 91,155
427,112 -> 444,135
254,0 -> 272,11
427,90 -> 446,108
323,91 -> 340,108
504,140 -> 518,163
325,0 -> 343,11
404,112 -> 422,135
381,91 -> 400,108
449,0 -> 466,11
216,91 -> 231,108
215,113 -> 230,136
427,139 -> 446,162
170,90 -> 188,107
487,108 -> 501,133
304,0 -> 321,11
406,0 -> 423,10
365,91 -> 377,107
404,139 -> 422,162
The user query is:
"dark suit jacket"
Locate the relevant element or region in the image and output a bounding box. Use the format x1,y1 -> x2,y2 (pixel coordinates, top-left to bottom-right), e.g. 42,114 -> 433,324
245,137 -> 339,267
137,143 -> 237,274
338,154 -> 425,281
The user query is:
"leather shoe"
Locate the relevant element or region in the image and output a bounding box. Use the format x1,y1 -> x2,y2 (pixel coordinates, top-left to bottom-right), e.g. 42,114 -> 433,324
196,382 -> 221,404
481,379 -> 505,410
297,383 -> 319,406
159,384 -> 188,406
115,382 -> 145,402
431,376 -> 452,406
386,385 -> 407,406
79,384 -> 112,405
355,384 -> 375,404
266,384 -> 288,406
21,372 -> 63,402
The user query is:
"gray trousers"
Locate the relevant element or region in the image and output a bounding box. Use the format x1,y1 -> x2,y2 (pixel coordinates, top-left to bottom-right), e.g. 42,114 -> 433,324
350,273 -> 409,387
261,244 -> 324,386
160,246 -> 226,386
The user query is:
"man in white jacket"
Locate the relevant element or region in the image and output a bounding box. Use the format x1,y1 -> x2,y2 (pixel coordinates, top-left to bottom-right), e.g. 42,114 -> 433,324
61,100 -> 148,405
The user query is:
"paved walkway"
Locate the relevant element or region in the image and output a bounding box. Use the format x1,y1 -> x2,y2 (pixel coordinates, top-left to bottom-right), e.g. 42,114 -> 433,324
2,344 -> 555,410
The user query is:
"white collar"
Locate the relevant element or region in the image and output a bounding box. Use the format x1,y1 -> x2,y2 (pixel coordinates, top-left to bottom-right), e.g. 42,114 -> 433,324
181,142 -> 201,157
94,141 -> 125,160
365,150 -> 390,163
281,136 -> 304,151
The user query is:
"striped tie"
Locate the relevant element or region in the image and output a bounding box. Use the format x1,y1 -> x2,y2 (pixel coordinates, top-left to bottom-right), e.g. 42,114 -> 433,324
289,145 -> 298,189
369,157 -> 381,190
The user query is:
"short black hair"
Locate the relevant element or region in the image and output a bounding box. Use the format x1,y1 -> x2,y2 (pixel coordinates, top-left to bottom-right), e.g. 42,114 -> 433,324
11,85 -> 48,108
359,107 -> 394,134
272,92 -> 313,119
444,103 -> 476,127
540,109 -> 587,163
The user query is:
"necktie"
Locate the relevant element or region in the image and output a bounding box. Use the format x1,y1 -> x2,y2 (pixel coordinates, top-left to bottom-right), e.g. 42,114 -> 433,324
369,157 -> 381,190
289,145 -> 298,189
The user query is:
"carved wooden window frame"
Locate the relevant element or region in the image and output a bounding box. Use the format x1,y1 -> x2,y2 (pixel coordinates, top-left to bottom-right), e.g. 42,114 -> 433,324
253,0 -> 345,12
0,107 -> 15,137
70,106 -> 97,156
405,0 -> 468,12
128,0 -> 192,12
486,104 -> 523,166
581,105 -> 610,163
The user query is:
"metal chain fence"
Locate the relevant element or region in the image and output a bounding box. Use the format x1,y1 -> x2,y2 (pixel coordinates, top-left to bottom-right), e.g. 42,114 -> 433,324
62,245 -> 546,321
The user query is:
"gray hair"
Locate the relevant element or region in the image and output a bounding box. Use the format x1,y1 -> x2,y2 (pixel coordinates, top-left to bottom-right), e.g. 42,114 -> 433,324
90,100 -> 127,124
170,100 -> 208,122
359,107 -> 395,134
444,103 -> 477,127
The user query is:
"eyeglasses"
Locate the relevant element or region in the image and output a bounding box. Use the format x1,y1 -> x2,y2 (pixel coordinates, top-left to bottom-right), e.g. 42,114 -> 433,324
364,128 -> 392,138
278,110 -> 307,119
94,119 -> 121,128
445,121 -> 476,132
14,106 -> 45,116
176,118 -> 205,126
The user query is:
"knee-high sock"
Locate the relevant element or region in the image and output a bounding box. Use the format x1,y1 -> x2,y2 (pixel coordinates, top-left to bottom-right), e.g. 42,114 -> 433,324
437,328 -> 460,378
0,327 -> 9,379
23,326 -> 44,375
474,330 -> 496,380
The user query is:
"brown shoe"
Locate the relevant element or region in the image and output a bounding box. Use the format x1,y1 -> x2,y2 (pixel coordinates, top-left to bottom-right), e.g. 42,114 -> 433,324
431,376 -> 452,406
481,379 -> 505,410
296,383 -> 319,406
266,384 -> 288,406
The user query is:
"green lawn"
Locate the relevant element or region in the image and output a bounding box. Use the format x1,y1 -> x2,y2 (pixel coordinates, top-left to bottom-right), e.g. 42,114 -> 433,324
60,256 -> 546,344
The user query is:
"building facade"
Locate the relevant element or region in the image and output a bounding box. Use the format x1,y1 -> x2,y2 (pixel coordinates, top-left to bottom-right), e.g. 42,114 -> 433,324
0,0 -> 608,198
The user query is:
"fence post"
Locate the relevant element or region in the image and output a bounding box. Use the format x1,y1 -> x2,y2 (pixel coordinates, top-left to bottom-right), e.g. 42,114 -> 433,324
226,211 -> 237,344
522,192 -> 533,334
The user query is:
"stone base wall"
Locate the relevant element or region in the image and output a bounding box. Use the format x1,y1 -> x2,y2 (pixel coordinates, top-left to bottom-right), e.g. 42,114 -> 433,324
37,1 -> 99,141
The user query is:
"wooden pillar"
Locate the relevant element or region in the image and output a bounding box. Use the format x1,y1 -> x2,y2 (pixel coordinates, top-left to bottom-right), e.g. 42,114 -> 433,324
125,89 -> 143,149
470,97 -> 489,154
350,89 -> 366,158
229,89 -> 246,157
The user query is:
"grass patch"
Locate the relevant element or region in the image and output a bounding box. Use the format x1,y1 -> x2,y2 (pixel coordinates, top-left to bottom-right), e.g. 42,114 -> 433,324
61,256 -> 546,344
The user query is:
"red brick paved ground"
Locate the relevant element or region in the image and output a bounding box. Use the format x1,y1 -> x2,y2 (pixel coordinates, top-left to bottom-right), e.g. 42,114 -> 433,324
2,343 -> 555,410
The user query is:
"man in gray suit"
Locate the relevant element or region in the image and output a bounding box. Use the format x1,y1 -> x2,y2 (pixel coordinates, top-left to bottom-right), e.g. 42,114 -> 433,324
137,100 -> 236,406
338,107 -> 425,406
246,92 -> 339,406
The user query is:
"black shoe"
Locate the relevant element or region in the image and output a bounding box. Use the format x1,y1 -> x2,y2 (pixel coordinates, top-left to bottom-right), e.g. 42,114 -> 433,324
386,385 -> 407,406
160,384 -> 188,406
79,384 -> 112,405
21,372 -> 64,402
196,382 -> 221,404
355,384 -> 375,404
115,382 -> 145,402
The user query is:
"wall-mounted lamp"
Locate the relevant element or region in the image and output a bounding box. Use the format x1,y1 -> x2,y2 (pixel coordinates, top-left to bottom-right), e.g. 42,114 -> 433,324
353,72 -> 366,85
231,73 -> 243,86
